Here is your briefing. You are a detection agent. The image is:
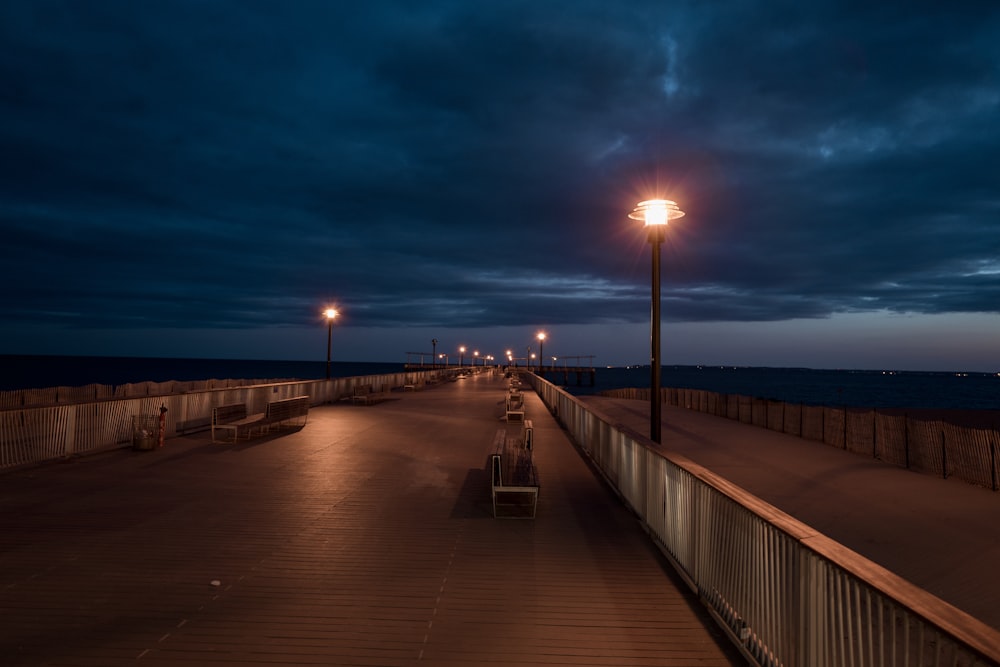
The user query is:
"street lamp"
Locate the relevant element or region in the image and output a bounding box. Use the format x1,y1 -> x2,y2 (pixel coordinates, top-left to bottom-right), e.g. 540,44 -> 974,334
432,339 -> 438,368
459,346 -> 466,367
324,308 -> 339,380
474,350 -> 479,366
536,332 -> 546,373
629,198 -> 685,443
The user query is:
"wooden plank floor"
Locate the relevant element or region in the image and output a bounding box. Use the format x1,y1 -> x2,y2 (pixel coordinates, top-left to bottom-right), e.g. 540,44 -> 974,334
0,373 -> 743,666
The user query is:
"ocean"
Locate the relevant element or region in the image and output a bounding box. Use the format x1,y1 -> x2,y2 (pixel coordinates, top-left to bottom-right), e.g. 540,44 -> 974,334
555,365 -> 1000,410
2,355 -> 999,410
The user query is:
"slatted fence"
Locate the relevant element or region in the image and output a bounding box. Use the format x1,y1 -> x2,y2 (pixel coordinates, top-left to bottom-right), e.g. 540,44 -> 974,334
0,370 -> 448,470
604,387 -> 1000,492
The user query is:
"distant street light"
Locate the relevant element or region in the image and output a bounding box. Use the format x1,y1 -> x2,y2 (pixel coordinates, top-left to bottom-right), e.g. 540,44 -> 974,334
432,338 -> 438,368
459,346 -> 466,367
629,198 -> 685,443
537,332 -> 546,373
324,308 -> 339,380
474,350 -> 480,366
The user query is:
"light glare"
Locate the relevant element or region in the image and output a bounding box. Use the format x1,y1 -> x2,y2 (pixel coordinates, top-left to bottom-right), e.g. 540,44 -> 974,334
629,199 -> 685,227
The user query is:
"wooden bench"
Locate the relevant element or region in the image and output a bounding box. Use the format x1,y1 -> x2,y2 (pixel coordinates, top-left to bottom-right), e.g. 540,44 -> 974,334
351,384 -> 390,405
488,427 -> 538,519
213,397 -> 309,442
211,403 -> 265,443
260,395 -> 310,432
522,419 -> 534,451
506,390 -> 523,410
506,388 -> 524,421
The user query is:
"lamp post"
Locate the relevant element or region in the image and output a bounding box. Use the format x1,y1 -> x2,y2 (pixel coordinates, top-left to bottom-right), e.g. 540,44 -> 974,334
536,332 -> 546,373
432,339 -> 438,368
459,346 -> 466,367
629,199 -> 685,443
324,308 -> 339,380
474,350 -> 479,366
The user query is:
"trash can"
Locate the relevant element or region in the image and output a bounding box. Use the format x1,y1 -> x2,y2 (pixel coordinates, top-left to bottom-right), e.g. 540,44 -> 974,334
132,414 -> 158,451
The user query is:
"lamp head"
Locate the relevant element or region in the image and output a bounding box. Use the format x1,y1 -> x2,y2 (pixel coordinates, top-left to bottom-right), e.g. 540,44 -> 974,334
629,199 -> 685,227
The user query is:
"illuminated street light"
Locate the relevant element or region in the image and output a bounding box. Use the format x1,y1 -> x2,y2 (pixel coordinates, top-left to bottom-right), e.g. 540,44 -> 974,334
324,308 -> 339,380
459,346 -> 466,367
629,199 -> 685,443
537,332 -> 546,373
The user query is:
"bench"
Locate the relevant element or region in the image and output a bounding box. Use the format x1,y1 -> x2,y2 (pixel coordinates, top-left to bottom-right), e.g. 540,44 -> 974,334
260,395 -> 310,432
211,403 -> 265,443
212,397 -> 309,442
506,390 -> 523,410
505,388 -> 525,422
351,384 -> 390,405
488,427 -> 538,519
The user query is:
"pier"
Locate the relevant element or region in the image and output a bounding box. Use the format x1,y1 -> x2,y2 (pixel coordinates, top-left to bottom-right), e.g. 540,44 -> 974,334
2,370 -> 999,666
0,372 -> 740,666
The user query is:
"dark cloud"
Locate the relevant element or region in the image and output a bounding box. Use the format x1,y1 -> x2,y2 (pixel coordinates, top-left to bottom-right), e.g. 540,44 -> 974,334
1,0 -> 998,360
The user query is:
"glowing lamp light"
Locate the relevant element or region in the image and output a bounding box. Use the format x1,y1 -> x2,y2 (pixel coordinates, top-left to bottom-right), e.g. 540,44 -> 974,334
629,199 -> 685,227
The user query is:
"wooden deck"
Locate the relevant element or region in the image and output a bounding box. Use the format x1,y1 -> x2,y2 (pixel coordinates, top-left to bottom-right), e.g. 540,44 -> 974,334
0,373 -> 742,666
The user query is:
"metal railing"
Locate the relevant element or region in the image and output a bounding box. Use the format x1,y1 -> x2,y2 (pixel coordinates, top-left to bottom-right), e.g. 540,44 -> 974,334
0,370 -> 447,470
527,373 -> 1000,667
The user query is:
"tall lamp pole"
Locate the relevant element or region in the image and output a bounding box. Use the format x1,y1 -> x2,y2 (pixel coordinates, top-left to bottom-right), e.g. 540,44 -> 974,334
629,199 -> 684,443
324,308 -> 339,380
459,346 -> 466,367
537,332 -> 546,373
432,339 -> 438,368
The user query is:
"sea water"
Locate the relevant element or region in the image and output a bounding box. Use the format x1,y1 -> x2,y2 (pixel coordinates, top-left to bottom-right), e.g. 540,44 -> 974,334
2,356 -> 998,410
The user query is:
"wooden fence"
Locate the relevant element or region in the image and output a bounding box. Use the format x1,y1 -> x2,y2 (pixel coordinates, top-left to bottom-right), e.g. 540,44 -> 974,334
602,386 -> 1000,492
0,370 -> 451,470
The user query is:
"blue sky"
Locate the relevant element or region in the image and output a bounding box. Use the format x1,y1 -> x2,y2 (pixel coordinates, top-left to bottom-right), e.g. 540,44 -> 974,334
2,1 -> 999,371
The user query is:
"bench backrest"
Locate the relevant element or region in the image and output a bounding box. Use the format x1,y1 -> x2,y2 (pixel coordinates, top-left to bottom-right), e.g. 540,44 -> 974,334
213,403 -> 247,424
266,396 -> 310,421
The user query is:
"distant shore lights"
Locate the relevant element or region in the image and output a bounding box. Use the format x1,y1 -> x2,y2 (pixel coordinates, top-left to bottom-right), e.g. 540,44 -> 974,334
629,199 -> 685,444
324,308 -> 339,380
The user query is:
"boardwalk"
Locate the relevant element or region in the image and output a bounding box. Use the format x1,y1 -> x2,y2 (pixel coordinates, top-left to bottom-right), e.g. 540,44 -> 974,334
0,374 -> 742,666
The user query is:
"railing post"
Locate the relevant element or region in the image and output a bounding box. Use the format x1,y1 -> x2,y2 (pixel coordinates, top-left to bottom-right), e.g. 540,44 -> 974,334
842,407 -> 848,450
65,405 -> 77,457
904,413 -> 910,469
873,409 -> 878,459
991,438 -> 997,492
941,428 -> 948,479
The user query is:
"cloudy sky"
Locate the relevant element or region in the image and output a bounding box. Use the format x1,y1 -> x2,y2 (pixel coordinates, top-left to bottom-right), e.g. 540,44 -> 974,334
2,1 -> 998,371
